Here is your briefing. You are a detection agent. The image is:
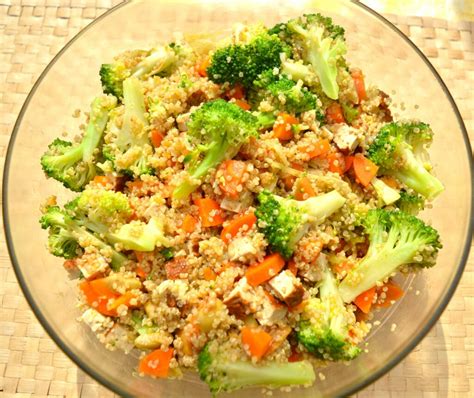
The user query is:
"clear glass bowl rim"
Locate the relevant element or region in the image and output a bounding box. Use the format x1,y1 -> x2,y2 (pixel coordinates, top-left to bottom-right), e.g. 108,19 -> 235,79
2,1 -> 473,397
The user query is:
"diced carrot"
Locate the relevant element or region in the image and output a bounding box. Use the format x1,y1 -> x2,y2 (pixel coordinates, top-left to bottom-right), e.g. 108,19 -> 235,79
196,57 -> 210,77
151,129 -> 165,148
327,151 -> 345,175
136,265 -> 148,280
298,239 -> 323,263
89,278 -> 117,298
139,348 -> 174,378
203,267 -> 217,281
301,138 -> 331,159
353,154 -> 379,187
226,84 -> 245,100
217,160 -> 248,199
287,259 -> 298,276
288,347 -> 302,362
344,155 -> 354,173
234,99 -> 251,111
351,69 -> 367,103
374,281 -> 404,308
181,214 -> 198,233
165,257 -> 189,280
273,113 -> 298,141
93,175 -> 109,187
354,287 -> 376,314
63,259 -> 77,270
79,280 -> 118,317
109,292 -> 138,312
326,103 -> 345,124
246,253 -> 285,287
381,176 -> 399,189
221,212 -> 257,243
294,177 -> 316,201
241,327 -> 273,360
332,260 -> 354,276
194,198 -> 225,227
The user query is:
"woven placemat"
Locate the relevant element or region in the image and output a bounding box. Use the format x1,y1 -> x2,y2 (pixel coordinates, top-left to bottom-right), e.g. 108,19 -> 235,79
0,1 -> 472,397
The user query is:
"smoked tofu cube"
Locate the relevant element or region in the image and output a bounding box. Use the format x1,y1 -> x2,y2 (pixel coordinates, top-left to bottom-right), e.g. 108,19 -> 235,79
254,291 -> 287,326
299,253 -> 327,283
333,124 -> 360,153
267,270 -> 304,307
228,236 -> 257,261
80,308 -> 113,333
223,277 -> 255,317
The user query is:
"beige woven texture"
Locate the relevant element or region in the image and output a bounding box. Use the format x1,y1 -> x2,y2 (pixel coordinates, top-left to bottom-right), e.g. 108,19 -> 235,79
0,1 -> 472,397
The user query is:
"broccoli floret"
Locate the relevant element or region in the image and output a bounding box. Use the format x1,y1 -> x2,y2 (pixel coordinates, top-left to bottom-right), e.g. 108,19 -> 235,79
40,206 -> 127,269
396,190 -> 425,215
297,260 -> 361,361
367,122 -> 444,200
198,342 -> 315,395
207,30 -> 289,88
255,190 -> 346,259
66,188 -> 170,252
341,103 -> 360,124
272,14 -> 347,100
339,209 -> 442,303
103,77 -> 153,177
100,45 -> 180,98
40,95 -> 117,191
250,71 -> 324,119
172,99 -> 259,199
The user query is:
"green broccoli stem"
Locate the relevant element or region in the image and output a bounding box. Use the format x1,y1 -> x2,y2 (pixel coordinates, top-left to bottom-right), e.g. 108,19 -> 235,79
296,190 -> 346,223
208,360 -> 315,394
392,149 -> 444,200
51,211 -> 127,270
173,142 -> 227,200
131,46 -> 176,78
339,239 -> 418,303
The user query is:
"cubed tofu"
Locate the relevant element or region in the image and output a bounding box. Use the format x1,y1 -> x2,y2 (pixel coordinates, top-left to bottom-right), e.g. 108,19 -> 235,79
333,124 -> 360,152
267,270 -> 305,307
299,253 -> 327,283
80,308 -> 113,333
223,277 -> 255,318
228,236 -> 258,261
77,259 -> 108,280
254,291 -> 287,326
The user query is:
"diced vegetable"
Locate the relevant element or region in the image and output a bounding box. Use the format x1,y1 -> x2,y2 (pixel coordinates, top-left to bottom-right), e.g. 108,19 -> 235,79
241,326 -> 273,360
302,139 -> 330,159
182,214 -> 198,233
246,253 -> 286,286
327,151 -> 345,175
217,160 -> 248,199
374,281 -> 404,308
351,69 -> 367,103
196,57 -> 210,77
138,348 -> 174,377
294,177 -> 316,201
353,154 -> 378,187
326,103 -> 345,124
221,212 -> 257,243
151,129 -> 165,147
195,198 -> 225,227
234,99 -> 251,111
353,287 -> 376,314
273,113 -> 298,141
203,267 -> 217,281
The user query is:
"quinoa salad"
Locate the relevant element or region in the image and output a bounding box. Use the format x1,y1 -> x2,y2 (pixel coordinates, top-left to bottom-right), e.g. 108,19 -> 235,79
39,13 -> 443,395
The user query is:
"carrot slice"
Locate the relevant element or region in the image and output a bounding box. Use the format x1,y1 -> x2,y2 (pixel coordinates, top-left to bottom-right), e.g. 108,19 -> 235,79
79,280 -> 118,317
217,160 -> 247,199
139,348 -> 174,378
326,103 -> 345,124
109,292 -> 138,312
353,154 -> 379,187
246,253 -> 285,286
203,267 -> 217,281
327,152 -> 345,175
196,57 -> 210,77
281,162 -> 304,190
351,69 -> 367,103
226,84 -> 245,100
151,129 -> 165,148
273,113 -> 298,141
301,139 -> 330,159
241,327 -> 273,360
294,177 -> 316,201
344,155 -> 354,173
354,287 -> 376,314
89,278 -> 117,298
195,198 -> 225,227
93,175 -> 109,187
375,281 -> 404,308
221,212 -> 257,243
234,99 -> 251,111
182,214 -> 198,233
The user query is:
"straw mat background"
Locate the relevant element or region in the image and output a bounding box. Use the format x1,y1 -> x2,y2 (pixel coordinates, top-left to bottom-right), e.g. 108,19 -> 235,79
0,1 -> 472,397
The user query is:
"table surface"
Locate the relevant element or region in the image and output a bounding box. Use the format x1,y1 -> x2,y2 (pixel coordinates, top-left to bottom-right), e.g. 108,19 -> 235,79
0,1 -> 472,397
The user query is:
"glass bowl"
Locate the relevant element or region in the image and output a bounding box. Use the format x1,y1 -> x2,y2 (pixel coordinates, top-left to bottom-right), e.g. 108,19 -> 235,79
3,0 -> 472,397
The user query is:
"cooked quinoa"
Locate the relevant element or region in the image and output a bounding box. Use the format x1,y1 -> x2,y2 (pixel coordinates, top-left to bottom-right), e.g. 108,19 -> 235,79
39,13 -> 443,395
